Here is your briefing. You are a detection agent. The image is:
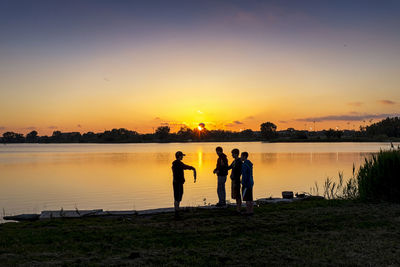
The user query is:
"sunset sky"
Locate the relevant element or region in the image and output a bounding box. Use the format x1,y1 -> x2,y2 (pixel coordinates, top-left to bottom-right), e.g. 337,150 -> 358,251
1,0 -> 399,135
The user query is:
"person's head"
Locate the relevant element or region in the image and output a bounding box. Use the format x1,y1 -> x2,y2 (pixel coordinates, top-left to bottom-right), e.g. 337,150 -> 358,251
241,152 -> 249,161
175,151 -> 186,160
231,148 -> 240,159
216,146 -> 223,156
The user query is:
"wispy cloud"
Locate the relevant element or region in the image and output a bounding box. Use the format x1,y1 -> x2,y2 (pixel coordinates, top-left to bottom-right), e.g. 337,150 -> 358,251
48,125 -> 58,129
378,100 -> 396,105
0,126 -> 6,130
245,116 -> 254,120
347,102 -> 363,106
154,117 -> 161,120
77,124 -> 82,128
296,113 -> 400,122
225,120 -> 244,127
279,120 -> 289,123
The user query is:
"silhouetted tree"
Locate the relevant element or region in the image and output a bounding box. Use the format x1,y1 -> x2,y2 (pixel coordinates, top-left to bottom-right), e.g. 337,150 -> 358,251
324,129 -> 335,139
192,127 -> 210,140
366,117 -> 400,137
155,126 -> 170,140
67,132 -> 82,142
177,126 -> 194,140
26,130 -> 38,142
239,129 -> 254,139
260,122 -> 277,140
51,131 -> 62,142
2,132 -> 24,143
81,132 -> 97,143
295,131 -> 308,139
323,129 -> 342,139
335,130 -> 343,139
98,128 -> 140,143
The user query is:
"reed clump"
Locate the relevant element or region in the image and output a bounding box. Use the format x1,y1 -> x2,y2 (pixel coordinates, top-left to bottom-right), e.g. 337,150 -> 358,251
314,167 -> 358,200
357,146 -> 400,202
314,146 -> 400,202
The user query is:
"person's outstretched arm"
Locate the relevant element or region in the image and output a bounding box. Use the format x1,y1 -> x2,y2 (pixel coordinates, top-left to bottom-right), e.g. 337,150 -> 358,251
182,163 -> 194,170
182,163 -> 196,182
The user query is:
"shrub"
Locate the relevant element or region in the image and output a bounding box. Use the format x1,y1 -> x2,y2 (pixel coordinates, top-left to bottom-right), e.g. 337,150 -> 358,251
357,147 -> 400,202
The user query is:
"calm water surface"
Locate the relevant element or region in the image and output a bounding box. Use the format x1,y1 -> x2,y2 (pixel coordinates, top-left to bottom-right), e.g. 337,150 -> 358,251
0,142 -> 396,220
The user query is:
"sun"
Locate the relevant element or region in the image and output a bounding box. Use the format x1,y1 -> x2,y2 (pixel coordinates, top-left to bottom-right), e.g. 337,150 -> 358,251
198,122 -> 205,131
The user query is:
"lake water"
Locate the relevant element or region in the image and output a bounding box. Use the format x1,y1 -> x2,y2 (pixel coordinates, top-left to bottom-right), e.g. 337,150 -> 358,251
0,142 -> 396,221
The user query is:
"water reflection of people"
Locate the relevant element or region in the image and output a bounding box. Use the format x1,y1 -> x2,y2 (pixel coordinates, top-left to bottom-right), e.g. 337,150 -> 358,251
172,151 -> 196,218
213,146 -> 228,206
241,152 -> 254,215
228,148 -> 242,213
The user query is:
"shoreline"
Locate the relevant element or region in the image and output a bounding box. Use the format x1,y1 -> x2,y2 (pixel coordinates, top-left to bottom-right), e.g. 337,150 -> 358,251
2,139 -> 400,144
3,196 -> 316,222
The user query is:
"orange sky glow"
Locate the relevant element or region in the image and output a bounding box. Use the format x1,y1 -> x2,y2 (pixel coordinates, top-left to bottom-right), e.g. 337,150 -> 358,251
1,1 -> 399,135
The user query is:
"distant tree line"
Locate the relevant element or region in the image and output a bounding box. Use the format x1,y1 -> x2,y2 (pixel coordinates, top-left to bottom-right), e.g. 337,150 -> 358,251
0,127 -> 259,143
1,117 -> 399,143
365,117 -> 400,138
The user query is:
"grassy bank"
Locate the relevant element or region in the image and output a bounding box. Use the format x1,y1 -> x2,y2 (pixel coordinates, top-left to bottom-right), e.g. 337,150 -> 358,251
1,200 -> 400,266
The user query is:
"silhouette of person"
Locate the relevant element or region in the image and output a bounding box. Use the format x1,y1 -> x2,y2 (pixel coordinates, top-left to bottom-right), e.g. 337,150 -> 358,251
228,148 -> 242,213
172,151 -> 196,218
241,152 -> 254,215
213,146 -> 228,206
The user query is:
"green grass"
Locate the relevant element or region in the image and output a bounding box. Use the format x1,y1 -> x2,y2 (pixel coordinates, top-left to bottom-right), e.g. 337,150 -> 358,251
1,200 -> 400,266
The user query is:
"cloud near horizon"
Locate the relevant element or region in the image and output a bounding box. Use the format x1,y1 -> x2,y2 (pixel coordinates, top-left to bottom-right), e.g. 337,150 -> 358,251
48,126 -> 58,129
225,120 -> 244,127
296,113 -> 400,122
378,100 -> 396,105
347,102 -> 364,106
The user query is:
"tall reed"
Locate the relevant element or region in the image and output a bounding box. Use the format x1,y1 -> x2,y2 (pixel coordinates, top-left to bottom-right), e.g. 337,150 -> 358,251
316,166 -> 358,200
312,146 -> 400,201
357,147 -> 400,202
